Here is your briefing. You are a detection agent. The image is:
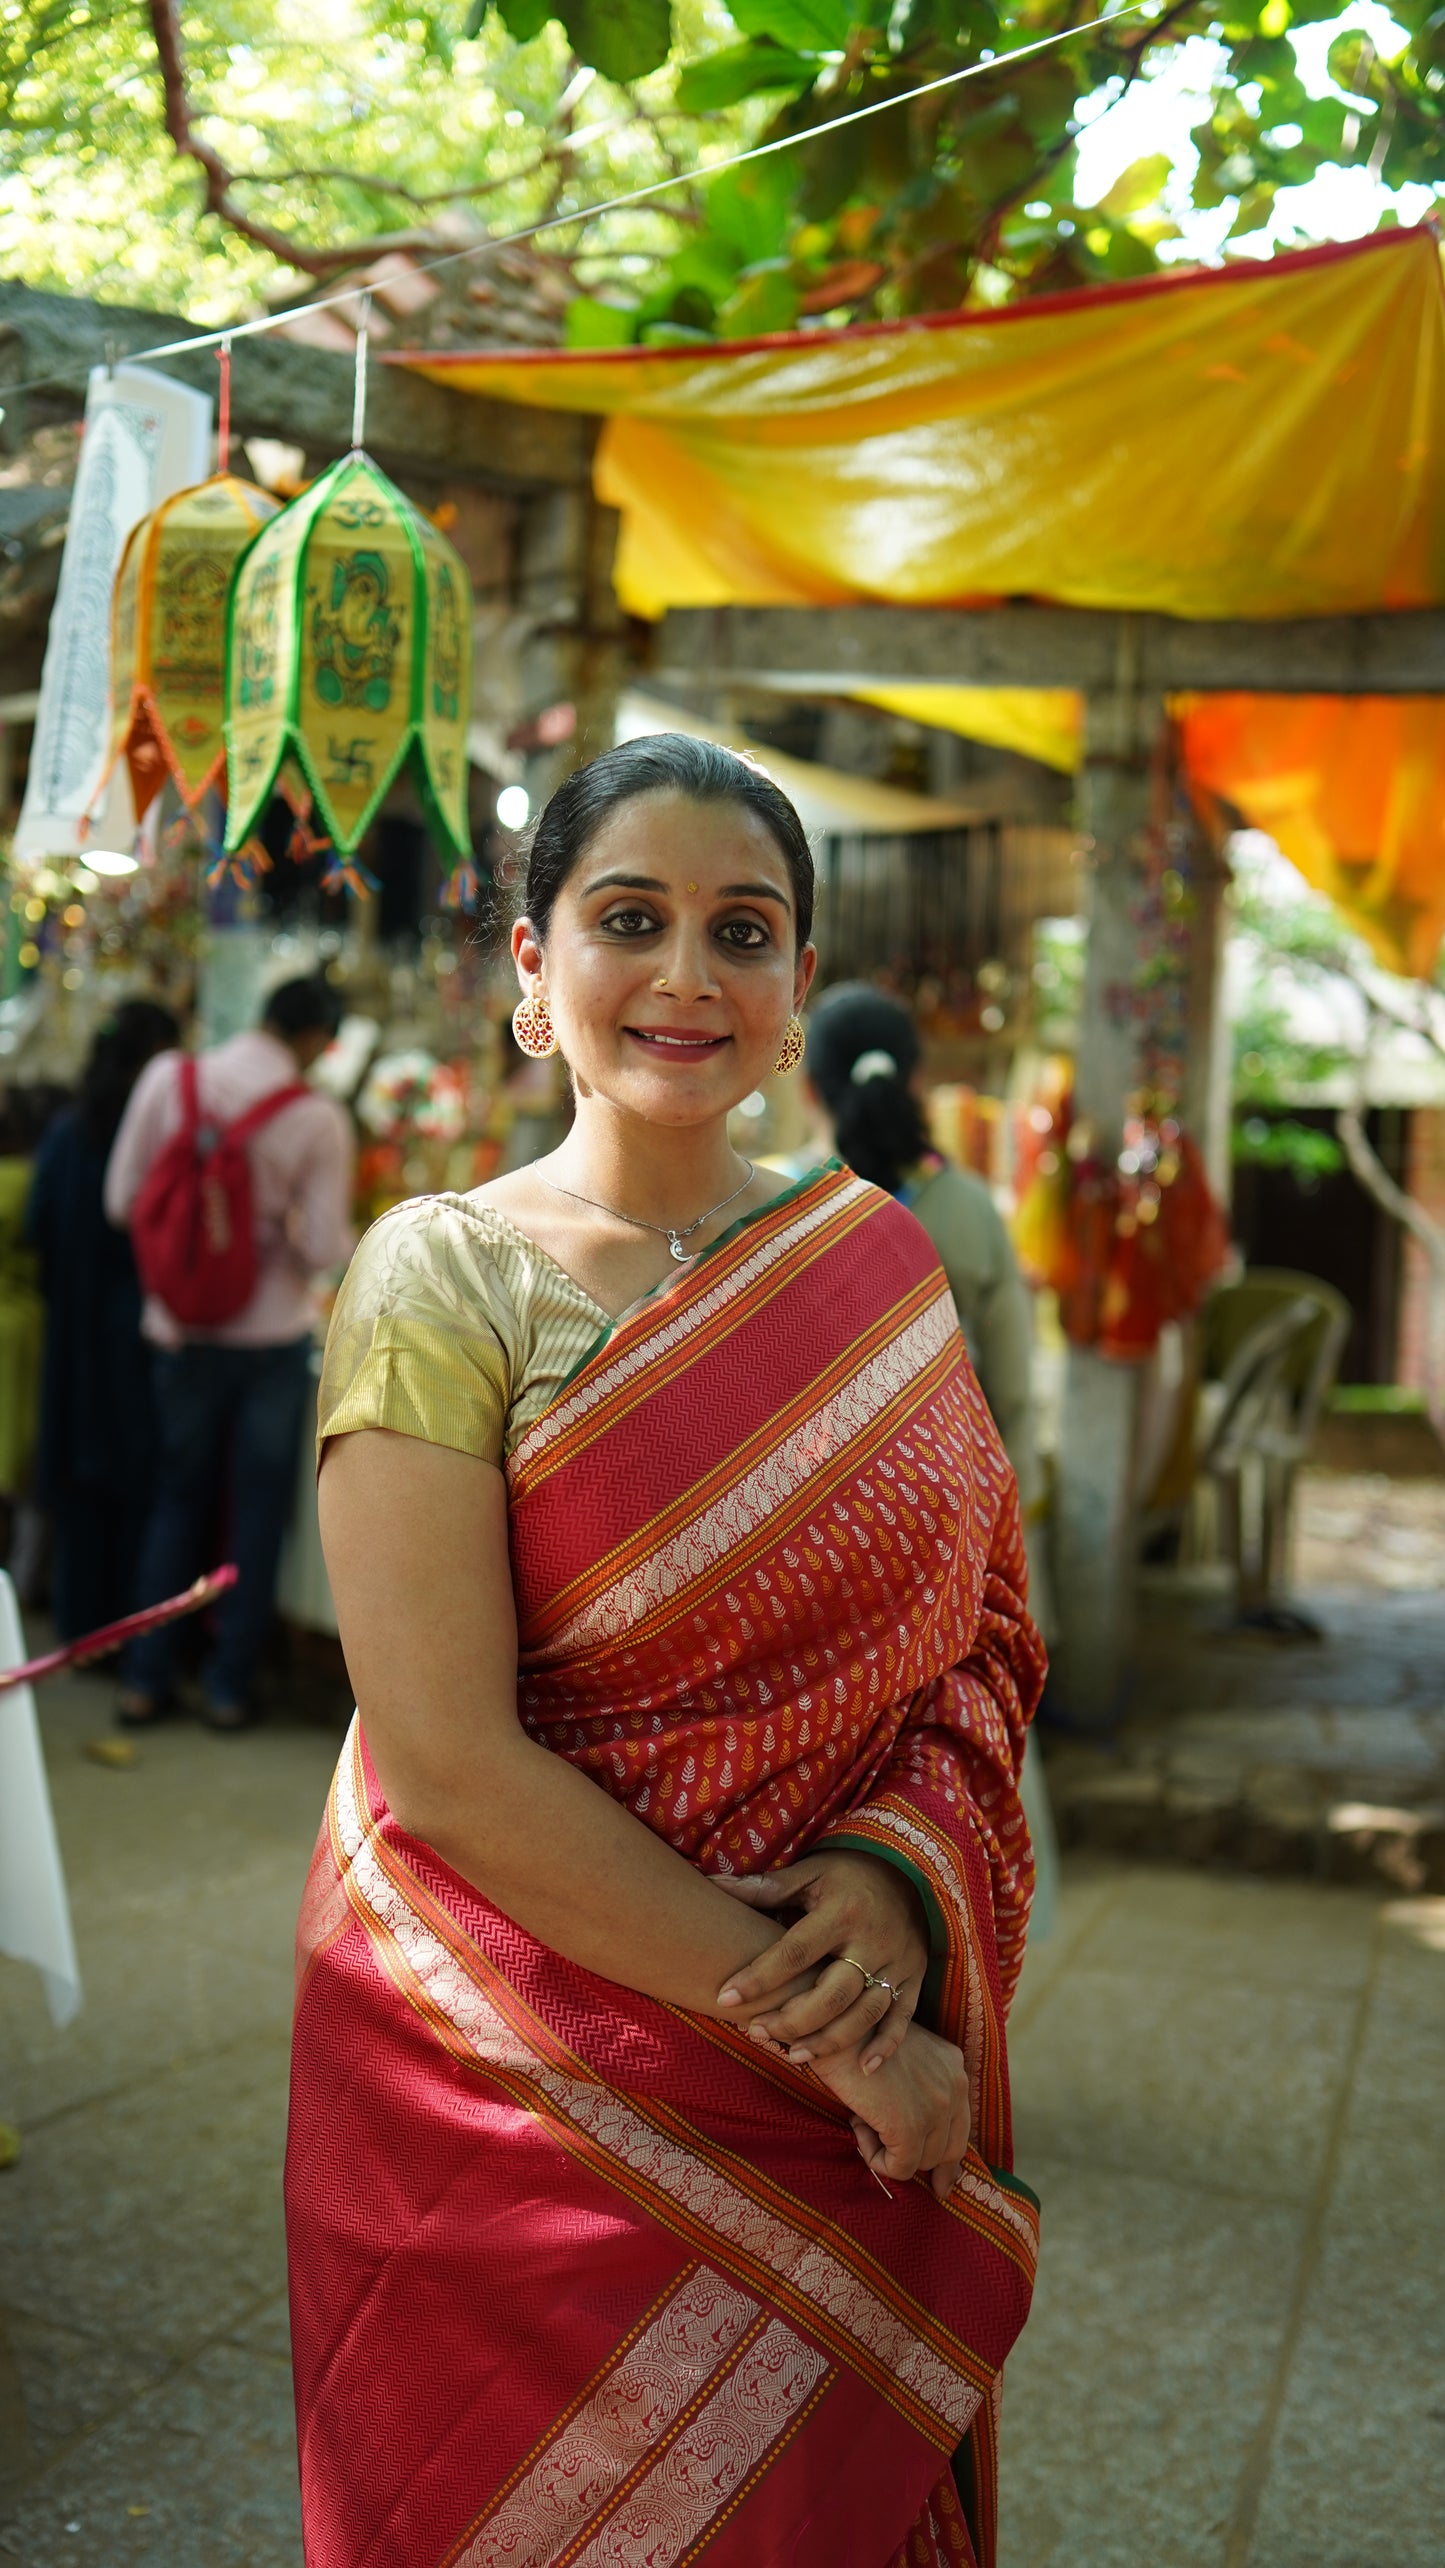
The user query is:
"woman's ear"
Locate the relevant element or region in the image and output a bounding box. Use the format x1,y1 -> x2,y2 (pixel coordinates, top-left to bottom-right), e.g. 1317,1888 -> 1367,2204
512,917 -> 544,988
793,942 -> 818,1013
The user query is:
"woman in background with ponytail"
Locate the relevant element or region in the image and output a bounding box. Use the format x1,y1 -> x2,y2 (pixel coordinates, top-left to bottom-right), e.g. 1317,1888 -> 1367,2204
802,983 -> 1038,1499
801,983 -> 1059,1934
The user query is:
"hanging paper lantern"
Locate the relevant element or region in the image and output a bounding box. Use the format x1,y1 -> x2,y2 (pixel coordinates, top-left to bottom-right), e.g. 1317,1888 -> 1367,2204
222,452 -> 472,874
110,475 -> 281,819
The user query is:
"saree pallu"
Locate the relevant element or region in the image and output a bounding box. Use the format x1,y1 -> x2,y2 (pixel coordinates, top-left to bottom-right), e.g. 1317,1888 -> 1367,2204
287,1166 -> 1046,2568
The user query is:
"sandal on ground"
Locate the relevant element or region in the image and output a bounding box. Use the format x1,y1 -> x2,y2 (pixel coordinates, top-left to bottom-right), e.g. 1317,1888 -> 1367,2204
201,1697 -> 257,1733
115,1689 -> 175,1730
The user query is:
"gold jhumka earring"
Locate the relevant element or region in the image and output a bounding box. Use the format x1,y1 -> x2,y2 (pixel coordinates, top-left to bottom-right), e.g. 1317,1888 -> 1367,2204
512,991 -> 559,1058
773,1016 -> 805,1076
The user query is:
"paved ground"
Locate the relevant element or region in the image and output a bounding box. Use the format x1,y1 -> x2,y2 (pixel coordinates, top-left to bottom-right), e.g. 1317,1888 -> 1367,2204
1047,1518 -> 1445,1887
1,1655 -> 1442,2565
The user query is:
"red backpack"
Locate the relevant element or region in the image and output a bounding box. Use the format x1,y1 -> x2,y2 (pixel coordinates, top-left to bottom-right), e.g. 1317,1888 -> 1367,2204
130,1054 -> 310,1327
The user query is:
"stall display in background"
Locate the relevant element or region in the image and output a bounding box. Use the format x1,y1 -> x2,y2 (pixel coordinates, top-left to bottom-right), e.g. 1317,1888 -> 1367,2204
224,452 -> 474,891
355,1045 -> 500,1219
927,1085 -> 1009,1188
2,831 -> 199,1030
1013,1085 -> 1229,1360
108,474 -> 281,823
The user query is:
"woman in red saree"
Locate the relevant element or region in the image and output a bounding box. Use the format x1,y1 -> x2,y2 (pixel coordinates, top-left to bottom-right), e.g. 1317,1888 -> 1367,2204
290,735 -> 1045,2568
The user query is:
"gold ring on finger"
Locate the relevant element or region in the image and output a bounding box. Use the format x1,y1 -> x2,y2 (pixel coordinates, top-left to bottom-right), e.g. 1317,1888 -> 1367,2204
838,1956 -> 874,1987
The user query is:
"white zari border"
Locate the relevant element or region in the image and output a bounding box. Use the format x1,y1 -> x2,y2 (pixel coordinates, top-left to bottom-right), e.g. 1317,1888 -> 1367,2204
544,1287 -> 959,1657
333,1731 -> 981,2445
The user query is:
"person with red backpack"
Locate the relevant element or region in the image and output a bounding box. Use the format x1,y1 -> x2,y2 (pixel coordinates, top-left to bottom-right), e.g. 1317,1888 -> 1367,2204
104,975 -> 355,1730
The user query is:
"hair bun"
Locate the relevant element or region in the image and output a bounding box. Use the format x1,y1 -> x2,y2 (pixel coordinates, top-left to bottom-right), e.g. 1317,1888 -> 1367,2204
849,1049 -> 899,1086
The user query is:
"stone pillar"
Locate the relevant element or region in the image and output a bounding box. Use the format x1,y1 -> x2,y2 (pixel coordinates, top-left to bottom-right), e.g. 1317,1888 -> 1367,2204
1050,671 -> 1162,1726
1051,667 -> 1230,1725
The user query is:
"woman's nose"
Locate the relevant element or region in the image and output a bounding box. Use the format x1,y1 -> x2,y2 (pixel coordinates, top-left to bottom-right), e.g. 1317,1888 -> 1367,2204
654,933 -> 721,1000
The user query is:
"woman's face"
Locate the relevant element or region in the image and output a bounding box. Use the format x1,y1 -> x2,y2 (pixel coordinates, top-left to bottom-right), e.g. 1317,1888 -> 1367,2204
512,790 -> 816,1129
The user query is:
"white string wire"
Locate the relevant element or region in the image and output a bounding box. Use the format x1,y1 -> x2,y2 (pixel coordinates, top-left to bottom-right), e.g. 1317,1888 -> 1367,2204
1,4 -> 1146,390
351,292 -> 371,447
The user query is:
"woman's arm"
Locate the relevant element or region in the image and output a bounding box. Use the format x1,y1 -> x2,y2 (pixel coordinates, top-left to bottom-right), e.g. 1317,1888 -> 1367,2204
319,1425 -> 804,2024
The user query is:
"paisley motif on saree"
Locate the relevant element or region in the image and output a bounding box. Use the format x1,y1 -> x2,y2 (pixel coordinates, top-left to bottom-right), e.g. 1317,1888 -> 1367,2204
286,1165 -> 1045,2568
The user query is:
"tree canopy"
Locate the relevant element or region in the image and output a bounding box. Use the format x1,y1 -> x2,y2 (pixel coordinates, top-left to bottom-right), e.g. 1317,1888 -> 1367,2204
0,1 -> 1441,329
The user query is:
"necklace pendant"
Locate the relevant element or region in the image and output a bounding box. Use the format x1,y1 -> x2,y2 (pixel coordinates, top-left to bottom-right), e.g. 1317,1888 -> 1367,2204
668,1236 -> 689,1262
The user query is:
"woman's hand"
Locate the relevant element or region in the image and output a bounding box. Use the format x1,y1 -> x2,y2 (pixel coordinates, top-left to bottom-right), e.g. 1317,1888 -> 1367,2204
715,1850 -> 930,2073
816,2022 -> 972,2202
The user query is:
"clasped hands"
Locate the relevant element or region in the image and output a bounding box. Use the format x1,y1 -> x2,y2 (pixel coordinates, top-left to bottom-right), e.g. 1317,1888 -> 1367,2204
715,1850 -> 971,2202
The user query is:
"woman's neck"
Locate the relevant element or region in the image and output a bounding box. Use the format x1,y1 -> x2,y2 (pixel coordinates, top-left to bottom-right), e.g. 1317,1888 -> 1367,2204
548,1097 -> 751,1228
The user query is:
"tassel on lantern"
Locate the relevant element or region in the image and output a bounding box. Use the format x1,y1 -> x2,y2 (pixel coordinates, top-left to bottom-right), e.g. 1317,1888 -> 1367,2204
441,859 -> 479,914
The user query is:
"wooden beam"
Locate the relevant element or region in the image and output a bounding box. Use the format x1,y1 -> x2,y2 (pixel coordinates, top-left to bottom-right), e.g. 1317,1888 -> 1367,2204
657,603 -> 1445,695
0,281 -> 593,492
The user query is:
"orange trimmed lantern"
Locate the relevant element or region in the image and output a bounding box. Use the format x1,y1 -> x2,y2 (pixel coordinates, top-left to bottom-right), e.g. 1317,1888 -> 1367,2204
110,473 -> 280,818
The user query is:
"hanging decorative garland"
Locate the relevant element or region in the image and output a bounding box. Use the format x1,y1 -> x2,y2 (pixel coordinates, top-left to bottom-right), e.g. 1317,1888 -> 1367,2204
222,450 -> 473,885
108,472 -> 280,820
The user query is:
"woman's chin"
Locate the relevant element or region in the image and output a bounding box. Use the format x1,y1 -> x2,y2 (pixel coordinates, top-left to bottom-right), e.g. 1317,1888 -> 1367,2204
581,1057 -> 764,1127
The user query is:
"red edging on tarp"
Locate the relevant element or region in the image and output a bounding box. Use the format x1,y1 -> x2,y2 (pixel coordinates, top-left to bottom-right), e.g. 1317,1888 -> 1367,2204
386,222 -> 1441,376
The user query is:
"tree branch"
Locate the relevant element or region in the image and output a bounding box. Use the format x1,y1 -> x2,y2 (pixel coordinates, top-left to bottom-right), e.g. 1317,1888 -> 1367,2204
145,0 -> 466,274
1338,1097 -> 1445,1428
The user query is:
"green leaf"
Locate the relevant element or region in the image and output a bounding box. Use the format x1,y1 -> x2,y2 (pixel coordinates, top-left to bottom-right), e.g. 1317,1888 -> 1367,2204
798,113 -> 866,219
666,236 -> 745,296
704,156 -> 797,259
558,0 -> 672,81
492,0 -> 552,38
1096,151 -> 1170,219
564,295 -> 639,347
716,264 -> 801,337
1229,182 -> 1276,234
675,38 -> 819,111
729,0 -> 855,47
639,320 -> 716,344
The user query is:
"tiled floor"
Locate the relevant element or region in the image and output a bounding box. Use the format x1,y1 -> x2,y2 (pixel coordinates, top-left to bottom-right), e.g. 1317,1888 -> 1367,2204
2,1659 -> 1442,2565
1001,1859 -> 1445,2567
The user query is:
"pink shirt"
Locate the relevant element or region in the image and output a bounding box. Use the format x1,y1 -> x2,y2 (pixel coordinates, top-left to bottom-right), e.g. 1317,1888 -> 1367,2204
105,1028 -> 356,1349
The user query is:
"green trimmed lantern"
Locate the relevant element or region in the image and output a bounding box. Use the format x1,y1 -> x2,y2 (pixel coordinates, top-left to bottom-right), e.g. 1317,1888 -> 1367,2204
223,452 -> 472,878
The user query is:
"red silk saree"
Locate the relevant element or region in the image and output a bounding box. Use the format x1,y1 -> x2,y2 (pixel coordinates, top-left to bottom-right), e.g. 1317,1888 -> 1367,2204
287,1164 -> 1045,2568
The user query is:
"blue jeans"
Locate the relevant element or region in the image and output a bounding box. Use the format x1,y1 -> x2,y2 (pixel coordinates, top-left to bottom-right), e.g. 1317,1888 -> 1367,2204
124,1337 -> 313,1710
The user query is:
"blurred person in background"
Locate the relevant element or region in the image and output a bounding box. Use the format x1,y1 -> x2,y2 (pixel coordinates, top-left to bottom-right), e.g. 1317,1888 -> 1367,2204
26,1002 -> 179,1638
802,982 -> 1039,1502
104,976 -> 355,1731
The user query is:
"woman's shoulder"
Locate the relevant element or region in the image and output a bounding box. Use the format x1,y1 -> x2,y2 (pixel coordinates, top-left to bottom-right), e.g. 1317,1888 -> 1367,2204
339,1192 -> 528,1336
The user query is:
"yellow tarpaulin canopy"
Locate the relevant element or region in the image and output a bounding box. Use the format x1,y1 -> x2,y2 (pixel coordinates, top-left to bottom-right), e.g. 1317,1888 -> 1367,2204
402,229 -> 1445,971
409,229 -> 1445,622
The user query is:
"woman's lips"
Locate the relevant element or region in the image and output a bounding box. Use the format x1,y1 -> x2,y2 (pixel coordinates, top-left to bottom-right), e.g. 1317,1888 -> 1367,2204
624,1026 -> 731,1057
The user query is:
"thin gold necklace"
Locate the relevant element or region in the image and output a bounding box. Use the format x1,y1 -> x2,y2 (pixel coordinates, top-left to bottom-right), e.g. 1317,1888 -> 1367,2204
536,1159 -> 755,1263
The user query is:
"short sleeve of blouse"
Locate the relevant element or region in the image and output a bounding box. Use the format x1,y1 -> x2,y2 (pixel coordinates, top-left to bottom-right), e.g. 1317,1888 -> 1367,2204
317,1198 -> 514,1469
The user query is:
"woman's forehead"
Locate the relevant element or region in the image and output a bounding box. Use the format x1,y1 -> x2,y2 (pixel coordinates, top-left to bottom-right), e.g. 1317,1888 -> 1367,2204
572,792 -> 792,889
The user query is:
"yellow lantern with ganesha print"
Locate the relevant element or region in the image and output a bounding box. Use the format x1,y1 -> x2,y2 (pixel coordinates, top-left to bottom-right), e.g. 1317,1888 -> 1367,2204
222,452 -> 472,872
109,473 -> 281,817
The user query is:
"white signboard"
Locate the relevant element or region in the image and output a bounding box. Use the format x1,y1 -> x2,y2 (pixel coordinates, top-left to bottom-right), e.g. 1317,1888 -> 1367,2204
0,1570 -> 80,2027
14,361 -> 211,862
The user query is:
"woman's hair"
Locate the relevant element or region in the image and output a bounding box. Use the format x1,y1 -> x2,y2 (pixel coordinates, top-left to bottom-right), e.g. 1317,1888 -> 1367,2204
522,733 -> 815,946
77,999 -> 180,1147
804,981 -> 933,1198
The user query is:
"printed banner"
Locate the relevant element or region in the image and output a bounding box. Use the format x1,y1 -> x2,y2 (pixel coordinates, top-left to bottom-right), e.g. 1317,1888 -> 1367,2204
15,363 -> 210,861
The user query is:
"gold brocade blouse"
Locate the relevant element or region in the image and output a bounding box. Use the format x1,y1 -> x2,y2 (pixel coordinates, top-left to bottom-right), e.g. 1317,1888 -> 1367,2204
317,1193 -> 609,1469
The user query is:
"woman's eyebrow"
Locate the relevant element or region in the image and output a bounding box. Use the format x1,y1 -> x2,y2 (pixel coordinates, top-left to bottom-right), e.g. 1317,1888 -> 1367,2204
584,872 -> 789,908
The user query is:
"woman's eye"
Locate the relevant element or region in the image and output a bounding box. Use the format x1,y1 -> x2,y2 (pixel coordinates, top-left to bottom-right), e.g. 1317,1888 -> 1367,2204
718,918 -> 770,950
599,906 -> 659,936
